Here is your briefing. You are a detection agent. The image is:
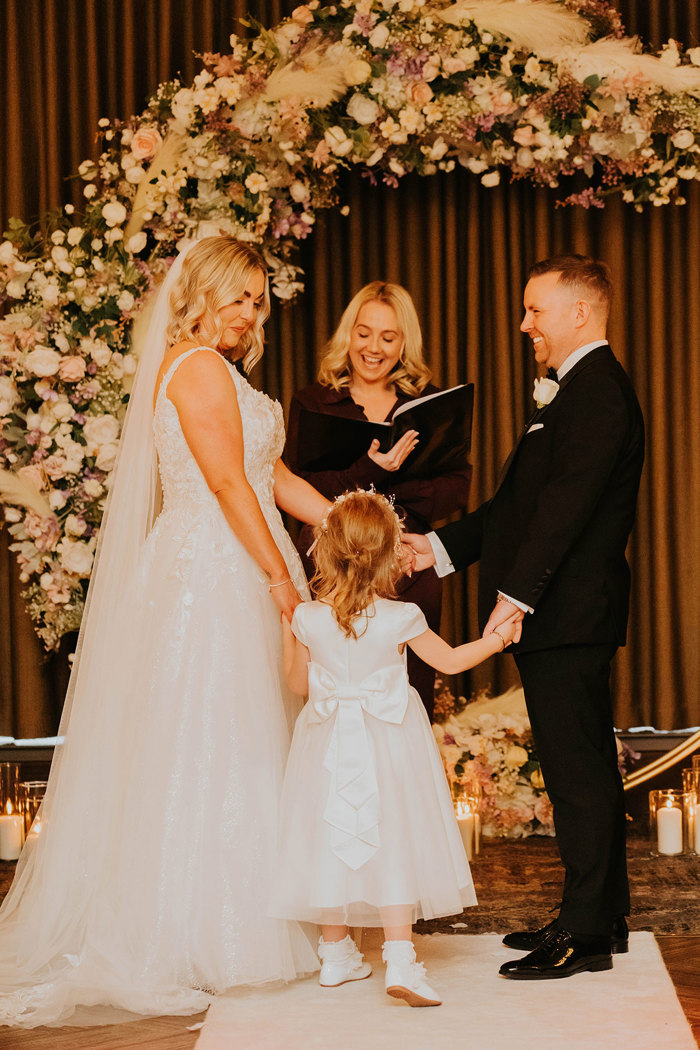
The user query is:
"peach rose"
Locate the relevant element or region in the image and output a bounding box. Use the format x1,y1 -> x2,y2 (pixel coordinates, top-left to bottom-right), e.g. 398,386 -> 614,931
407,81 -> 433,106
130,126 -> 163,161
58,355 -> 87,382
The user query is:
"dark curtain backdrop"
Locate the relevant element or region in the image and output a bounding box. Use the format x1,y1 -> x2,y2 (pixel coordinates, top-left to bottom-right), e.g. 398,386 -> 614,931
1,0 -> 698,734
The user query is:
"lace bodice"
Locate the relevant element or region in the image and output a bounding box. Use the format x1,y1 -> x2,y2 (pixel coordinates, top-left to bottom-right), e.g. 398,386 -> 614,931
153,346 -> 285,520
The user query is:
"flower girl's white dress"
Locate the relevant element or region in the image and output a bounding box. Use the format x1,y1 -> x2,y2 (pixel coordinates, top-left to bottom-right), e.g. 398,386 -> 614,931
0,348 -> 318,1028
269,599 -> 477,926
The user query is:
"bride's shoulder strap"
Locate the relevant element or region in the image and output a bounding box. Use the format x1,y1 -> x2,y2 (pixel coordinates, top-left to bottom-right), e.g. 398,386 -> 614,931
159,344 -> 226,399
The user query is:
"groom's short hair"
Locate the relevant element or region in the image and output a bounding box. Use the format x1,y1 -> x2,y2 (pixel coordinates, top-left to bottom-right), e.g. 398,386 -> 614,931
530,254 -> 613,318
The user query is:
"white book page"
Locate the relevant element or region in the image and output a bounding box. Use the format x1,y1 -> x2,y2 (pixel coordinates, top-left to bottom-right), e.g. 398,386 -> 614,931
391,383 -> 466,420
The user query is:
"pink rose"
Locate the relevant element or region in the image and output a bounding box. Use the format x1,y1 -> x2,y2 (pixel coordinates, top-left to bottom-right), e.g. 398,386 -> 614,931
130,126 -> 163,161
58,355 -> 86,382
24,511 -> 60,552
407,81 -> 433,106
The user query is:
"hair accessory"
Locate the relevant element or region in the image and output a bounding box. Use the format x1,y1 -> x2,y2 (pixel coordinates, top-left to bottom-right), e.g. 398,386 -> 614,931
306,487 -> 403,558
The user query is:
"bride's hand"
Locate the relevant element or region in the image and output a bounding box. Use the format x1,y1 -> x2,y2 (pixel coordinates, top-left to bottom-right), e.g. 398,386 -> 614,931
367,430 -> 419,471
269,577 -> 303,622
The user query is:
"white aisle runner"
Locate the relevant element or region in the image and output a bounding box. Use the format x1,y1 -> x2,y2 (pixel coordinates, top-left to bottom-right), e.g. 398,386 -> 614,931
195,933 -> 695,1050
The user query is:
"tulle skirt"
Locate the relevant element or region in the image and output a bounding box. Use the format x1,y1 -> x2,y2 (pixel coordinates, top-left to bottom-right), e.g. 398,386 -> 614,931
0,506 -> 318,1028
269,688 -> 477,927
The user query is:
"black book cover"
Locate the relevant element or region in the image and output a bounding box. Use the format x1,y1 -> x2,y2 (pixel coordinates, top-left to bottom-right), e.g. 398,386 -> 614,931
295,383 -> 474,482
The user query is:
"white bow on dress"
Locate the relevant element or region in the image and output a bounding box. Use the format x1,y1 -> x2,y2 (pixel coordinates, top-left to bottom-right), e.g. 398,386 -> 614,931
307,662 -> 409,870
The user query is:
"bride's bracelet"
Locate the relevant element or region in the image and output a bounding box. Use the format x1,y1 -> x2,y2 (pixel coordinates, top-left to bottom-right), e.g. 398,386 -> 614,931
269,577 -> 292,590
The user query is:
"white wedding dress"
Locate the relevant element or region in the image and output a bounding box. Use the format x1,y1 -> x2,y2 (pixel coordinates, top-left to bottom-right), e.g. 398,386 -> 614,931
0,346 -> 318,1028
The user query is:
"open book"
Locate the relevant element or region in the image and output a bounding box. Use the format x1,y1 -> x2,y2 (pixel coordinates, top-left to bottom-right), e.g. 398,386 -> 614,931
294,383 -> 474,482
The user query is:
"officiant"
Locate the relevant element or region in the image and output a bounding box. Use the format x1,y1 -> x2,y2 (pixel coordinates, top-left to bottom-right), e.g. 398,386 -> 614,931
284,281 -> 471,719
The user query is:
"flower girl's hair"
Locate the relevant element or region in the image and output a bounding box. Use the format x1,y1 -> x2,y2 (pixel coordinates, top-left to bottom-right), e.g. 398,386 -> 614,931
166,236 -> 270,372
311,490 -> 404,638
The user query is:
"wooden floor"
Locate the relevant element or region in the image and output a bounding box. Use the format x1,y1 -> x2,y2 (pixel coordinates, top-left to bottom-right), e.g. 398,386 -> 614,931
0,935 -> 696,1049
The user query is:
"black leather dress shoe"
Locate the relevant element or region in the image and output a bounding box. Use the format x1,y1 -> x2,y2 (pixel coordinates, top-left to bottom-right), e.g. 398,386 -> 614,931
499,927 -> 613,980
502,915 -> 629,954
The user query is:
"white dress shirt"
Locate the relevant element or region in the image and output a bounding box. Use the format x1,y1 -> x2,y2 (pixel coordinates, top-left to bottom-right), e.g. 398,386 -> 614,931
427,339 -> 609,613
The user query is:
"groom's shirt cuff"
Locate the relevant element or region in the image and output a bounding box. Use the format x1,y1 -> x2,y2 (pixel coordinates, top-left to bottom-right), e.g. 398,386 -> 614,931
498,591 -> 534,615
427,532 -> 455,578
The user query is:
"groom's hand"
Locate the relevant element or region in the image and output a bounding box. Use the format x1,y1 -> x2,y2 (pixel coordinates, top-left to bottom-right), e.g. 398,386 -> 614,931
483,600 -> 524,642
403,532 -> 436,572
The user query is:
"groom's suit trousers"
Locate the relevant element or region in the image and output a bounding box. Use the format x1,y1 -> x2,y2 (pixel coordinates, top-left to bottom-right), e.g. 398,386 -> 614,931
515,643 -> 629,937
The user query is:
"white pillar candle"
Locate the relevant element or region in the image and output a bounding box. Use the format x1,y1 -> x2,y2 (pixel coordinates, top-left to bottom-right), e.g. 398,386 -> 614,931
0,814 -> 24,860
657,805 -> 683,855
458,814 -> 475,861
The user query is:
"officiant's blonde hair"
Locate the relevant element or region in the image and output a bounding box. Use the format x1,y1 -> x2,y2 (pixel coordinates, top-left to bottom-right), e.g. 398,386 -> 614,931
318,282 -> 432,396
311,490 -> 403,639
166,236 -> 270,372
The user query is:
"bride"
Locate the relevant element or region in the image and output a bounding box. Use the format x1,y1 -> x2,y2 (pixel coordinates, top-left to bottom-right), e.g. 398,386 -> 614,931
0,236 -> 330,1027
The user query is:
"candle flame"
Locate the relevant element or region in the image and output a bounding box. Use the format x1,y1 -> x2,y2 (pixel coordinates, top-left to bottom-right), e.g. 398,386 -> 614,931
454,800 -> 478,819
4,800 -> 12,816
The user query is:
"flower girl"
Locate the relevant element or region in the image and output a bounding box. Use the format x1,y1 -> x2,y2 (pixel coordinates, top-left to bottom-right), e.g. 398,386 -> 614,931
269,490 -> 520,1007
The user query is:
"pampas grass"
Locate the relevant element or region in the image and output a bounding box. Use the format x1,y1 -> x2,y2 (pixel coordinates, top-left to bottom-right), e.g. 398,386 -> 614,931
0,470 -> 53,518
440,0 -> 591,58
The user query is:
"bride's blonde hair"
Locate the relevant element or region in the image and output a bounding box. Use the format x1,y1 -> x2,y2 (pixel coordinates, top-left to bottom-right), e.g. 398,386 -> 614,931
166,236 -> 270,372
311,490 -> 404,638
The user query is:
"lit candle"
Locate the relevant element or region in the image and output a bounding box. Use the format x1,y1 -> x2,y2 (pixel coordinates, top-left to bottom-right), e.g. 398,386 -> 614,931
0,801 -> 24,861
455,800 -> 479,861
657,803 -> 683,855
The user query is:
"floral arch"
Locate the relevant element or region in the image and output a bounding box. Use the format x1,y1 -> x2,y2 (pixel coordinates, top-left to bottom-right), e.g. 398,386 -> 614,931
1,0 -> 699,648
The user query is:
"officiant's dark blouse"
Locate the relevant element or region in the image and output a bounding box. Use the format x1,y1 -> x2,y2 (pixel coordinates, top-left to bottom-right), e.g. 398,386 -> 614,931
285,381 -> 472,719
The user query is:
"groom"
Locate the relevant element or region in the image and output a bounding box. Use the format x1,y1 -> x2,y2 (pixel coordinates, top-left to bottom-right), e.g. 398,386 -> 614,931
409,255 -> 644,979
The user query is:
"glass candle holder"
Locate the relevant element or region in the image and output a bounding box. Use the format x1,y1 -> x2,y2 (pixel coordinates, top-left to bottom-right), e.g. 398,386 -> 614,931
692,754 -> 700,775
453,790 -> 481,862
0,762 -> 21,814
18,781 -> 48,839
681,770 -> 700,856
0,764 -> 24,860
649,789 -> 691,857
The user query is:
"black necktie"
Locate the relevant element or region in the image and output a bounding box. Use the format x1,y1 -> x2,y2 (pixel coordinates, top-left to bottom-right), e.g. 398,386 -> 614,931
546,367 -> 558,381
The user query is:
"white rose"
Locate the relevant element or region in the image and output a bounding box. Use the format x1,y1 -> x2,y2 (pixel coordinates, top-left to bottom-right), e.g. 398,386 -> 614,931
117,290 -> 135,313
688,47 -> 700,67
49,489 -> 70,510
0,240 -> 16,265
65,514 -> 87,538
81,338 -> 112,367
369,23 -> 390,48
126,231 -> 148,254
505,745 -> 529,769
102,200 -> 127,227
83,478 -> 104,499
533,376 -> 559,407
26,346 -> 61,377
345,59 -> 372,86
289,180 -> 308,203
0,376 -> 18,415
52,400 -> 74,422
125,165 -> 146,184
58,538 -> 94,577
672,129 -> 695,151
95,442 -> 118,471
516,147 -> 534,168
66,227 -> 84,246
324,125 -> 353,156
347,93 -> 379,125
122,355 -> 137,376
83,413 -> 120,450
481,170 -> 501,187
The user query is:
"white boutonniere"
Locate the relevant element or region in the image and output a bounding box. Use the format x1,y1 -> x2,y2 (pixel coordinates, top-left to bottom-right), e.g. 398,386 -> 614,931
533,377 -> 559,410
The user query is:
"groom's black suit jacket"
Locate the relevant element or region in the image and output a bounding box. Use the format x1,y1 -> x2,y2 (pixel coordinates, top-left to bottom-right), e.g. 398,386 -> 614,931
437,345 -> 645,652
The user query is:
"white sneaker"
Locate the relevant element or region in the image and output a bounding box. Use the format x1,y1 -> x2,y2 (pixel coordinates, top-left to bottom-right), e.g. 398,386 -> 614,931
382,940 -> 441,1007
318,935 -> 372,987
